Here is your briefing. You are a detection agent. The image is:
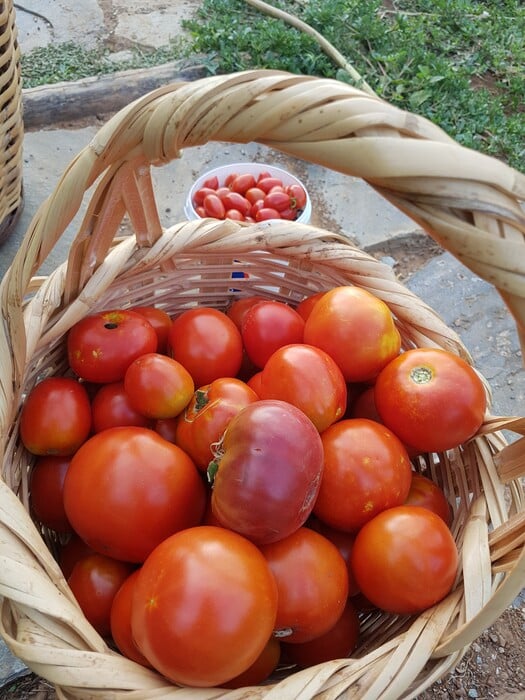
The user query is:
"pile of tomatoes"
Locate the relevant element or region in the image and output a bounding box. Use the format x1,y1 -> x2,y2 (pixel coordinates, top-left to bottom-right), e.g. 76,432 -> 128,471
20,285 -> 488,689
191,169 -> 308,221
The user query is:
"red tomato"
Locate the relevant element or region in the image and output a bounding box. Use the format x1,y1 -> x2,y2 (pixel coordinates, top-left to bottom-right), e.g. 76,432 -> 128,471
58,534 -> 94,579
374,348 -> 487,453
260,527 -> 349,643
167,307 -> 243,387
351,505 -> 459,614
295,291 -> 325,321
20,377 -> 92,456
225,209 -> 245,221
279,207 -> 297,221
314,418 -> 412,533
202,175 -> 219,190
259,344 -> 347,432
222,191 -> 251,216
203,193 -> 225,219
210,400 -> 323,545
192,186 -> 216,206
174,377 -> 259,470
67,309 -> 158,383
29,456 -> 72,533
250,199 -> 265,218
303,286 -> 401,382
255,207 -> 281,221
246,370 -> 263,396
153,416 -> 178,443
230,173 -> 257,194
91,381 -> 151,432
245,187 -> 266,205
131,526 -> 278,687
405,473 -> 452,525
63,426 -> 206,562
263,190 -> 291,212
226,295 -> 266,330
308,518 -> 360,597
68,553 -> 134,638
241,300 -> 305,369
222,636 -> 280,688
286,183 -> 307,210
124,353 -> 194,420
282,600 -> 359,668
130,306 -> 173,355
257,176 -> 283,193
224,172 -> 238,188
110,570 -> 152,667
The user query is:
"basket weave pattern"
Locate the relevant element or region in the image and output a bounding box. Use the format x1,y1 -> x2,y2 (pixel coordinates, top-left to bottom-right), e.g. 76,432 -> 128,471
0,71 -> 524,699
0,0 -> 23,243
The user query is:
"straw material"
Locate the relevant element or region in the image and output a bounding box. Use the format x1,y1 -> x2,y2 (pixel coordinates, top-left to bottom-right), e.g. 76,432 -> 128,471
0,0 -> 23,243
0,70 -> 524,699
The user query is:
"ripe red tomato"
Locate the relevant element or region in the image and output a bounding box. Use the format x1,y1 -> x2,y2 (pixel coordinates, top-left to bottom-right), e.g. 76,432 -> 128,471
295,291 -> 325,321
245,187 -> 266,205
314,418 -> 412,533
67,309 -> 158,383
210,400 -> 323,545
286,183 -> 307,210
63,427 -> 206,562
257,176 -> 283,193
230,173 -> 257,194
58,534 -> 94,579
167,307 -> 243,387
258,343 -> 347,432
225,208 -> 245,221
203,193 -> 225,219
20,377 -> 92,456
303,286 -> 401,382
405,473 -> 452,525
91,381 -> 151,432
124,353 -> 195,420
193,186 -> 216,206
174,377 -> 258,470
68,553 -> 134,638
222,191 -> 251,216
308,518 -> 360,597
374,348 -> 488,453
110,570 -> 153,667
225,295 -> 266,329
351,505 -> 459,614
255,207 -> 281,221
246,370 -> 263,396
241,300 -> 305,369
130,306 -> 173,355
202,175 -> 219,190
281,600 -> 359,668
29,456 -> 72,533
260,527 -> 349,643
264,190 -> 291,212
221,636 -> 280,689
131,526 -> 278,687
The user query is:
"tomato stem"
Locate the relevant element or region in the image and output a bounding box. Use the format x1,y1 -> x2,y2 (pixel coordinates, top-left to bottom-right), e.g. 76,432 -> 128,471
195,389 -> 209,411
207,461 -> 219,485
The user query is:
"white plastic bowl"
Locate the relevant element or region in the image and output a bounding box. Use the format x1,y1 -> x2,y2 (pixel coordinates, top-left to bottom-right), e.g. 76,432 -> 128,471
184,162 -> 312,224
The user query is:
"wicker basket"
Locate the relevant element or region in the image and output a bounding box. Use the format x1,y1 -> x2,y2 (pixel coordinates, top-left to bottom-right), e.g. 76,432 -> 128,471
0,0 -> 23,244
1,70 -> 524,700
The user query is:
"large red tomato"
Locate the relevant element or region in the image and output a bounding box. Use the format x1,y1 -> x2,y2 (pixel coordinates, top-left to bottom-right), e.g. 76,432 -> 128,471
374,347 -> 487,453
303,286 -> 401,382
67,553 -> 134,638
174,377 -> 258,470
20,377 -> 92,456
29,455 -> 72,533
258,343 -> 347,432
130,305 -> 173,355
351,505 -> 459,614
241,300 -> 305,369
167,307 -> 243,386
131,526 -> 278,687
67,309 -> 158,383
210,400 -> 324,545
63,427 -> 206,562
260,527 -> 349,643
314,418 -> 412,533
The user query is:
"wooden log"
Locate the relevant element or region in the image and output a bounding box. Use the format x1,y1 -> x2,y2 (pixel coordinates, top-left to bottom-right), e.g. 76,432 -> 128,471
21,60 -> 207,130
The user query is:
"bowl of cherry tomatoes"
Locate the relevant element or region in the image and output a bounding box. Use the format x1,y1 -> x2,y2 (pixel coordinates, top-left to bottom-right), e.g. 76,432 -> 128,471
185,162 -> 312,224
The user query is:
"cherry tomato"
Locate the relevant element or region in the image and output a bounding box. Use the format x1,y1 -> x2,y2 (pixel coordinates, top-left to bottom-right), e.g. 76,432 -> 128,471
281,600 -> 359,668
225,209 -> 245,221
241,300 -> 305,369
20,377 -> 92,456
203,193 -> 225,219
259,343 -> 347,432
174,377 -> 258,471
229,173 -> 257,195
68,553 -> 134,638
210,400 -> 323,545
124,353 -> 194,420
167,307 -> 243,387
245,187 -> 266,205
279,207 -> 297,221
405,473 -> 452,525
374,347 -> 487,453
222,636 -> 280,688
130,306 -> 173,355
110,570 -> 153,667
314,418 -> 412,533
295,291 -> 325,321
91,381 -> 151,432
202,175 -> 219,190
224,172 -> 238,188
131,526 -> 278,687
257,176 -> 284,193
67,309 -> 158,383
303,286 -> 401,382
351,505 -> 459,614
29,456 -> 72,533
286,183 -> 307,210
250,199 -> 266,218
255,207 -> 281,221
63,426 -> 206,562
222,191 -> 251,216
225,295 -> 266,329
263,190 -> 291,212
260,527 -> 349,643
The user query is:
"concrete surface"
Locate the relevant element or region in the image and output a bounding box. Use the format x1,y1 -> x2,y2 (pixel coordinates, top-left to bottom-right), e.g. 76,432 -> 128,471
0,0 -> 523,690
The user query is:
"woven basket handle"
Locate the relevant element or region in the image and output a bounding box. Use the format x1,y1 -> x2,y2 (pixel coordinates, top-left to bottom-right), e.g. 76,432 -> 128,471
4,70 -> 525,349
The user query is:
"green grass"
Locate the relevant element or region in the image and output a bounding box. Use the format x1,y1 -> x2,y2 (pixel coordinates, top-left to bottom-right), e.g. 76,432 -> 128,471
21,0 -> 524,169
